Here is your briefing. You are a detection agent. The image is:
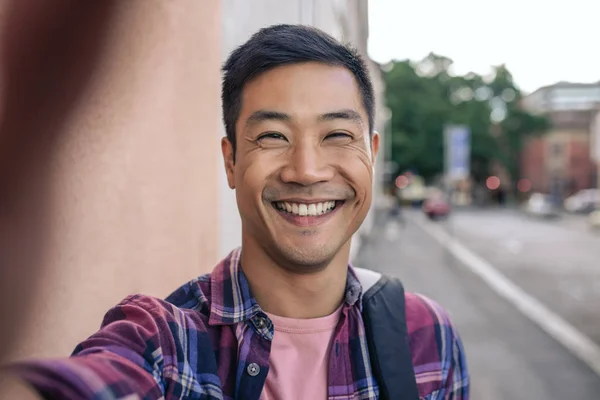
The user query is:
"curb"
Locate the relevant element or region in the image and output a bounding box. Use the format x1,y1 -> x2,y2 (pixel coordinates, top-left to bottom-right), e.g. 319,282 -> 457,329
410,212 -> 600,378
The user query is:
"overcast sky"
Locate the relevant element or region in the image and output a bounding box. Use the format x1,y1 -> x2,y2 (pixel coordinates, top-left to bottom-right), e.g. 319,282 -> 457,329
368,0 -> 599,93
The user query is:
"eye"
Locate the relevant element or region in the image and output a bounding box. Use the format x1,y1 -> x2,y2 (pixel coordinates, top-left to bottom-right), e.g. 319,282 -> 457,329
326,132 -> 353,140
257,132 -> 287,142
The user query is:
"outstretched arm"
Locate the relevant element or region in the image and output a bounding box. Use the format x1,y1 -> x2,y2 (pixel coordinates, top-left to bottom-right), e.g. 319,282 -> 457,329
1,295 -> 200,400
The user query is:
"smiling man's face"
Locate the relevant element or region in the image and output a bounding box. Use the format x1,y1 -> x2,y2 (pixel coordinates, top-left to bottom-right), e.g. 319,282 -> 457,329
222,62 -> 379,272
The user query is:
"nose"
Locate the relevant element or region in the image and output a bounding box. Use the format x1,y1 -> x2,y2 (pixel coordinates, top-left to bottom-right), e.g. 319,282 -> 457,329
280,141 -> 334,186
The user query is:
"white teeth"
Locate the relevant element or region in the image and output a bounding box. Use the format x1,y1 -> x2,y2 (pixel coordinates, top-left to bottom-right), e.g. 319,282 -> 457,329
274,201 -> 338,216
298,204 -> 308,216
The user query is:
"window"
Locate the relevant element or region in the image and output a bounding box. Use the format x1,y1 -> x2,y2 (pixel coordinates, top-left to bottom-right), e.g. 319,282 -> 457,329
551,142 -> 563,157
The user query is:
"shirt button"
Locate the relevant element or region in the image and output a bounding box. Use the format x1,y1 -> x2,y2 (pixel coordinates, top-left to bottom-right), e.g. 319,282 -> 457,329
247,363 -> 260,377
254,316 -> 266,329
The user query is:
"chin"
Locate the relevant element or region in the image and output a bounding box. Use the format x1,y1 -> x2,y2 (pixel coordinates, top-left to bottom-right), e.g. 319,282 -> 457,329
272,242 -> 340,273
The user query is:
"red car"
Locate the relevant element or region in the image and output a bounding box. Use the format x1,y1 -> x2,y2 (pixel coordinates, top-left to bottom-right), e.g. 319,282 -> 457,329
422,193 -> 451,220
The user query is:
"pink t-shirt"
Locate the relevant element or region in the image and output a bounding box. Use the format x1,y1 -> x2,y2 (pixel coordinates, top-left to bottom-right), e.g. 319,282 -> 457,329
260,306 -> 343,400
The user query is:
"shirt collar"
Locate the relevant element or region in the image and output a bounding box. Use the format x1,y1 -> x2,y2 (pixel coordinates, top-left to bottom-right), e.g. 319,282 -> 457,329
208,247 -> 364,326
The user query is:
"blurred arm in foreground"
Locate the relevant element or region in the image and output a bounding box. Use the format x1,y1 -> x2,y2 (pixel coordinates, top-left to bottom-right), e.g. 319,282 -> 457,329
0,0 -> 219,398
0,4 -> 111,398
0,0 -> 119,376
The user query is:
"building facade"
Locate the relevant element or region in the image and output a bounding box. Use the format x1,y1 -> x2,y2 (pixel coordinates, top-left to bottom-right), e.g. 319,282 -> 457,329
521,82 -> 600,197
521,82 -> 600,114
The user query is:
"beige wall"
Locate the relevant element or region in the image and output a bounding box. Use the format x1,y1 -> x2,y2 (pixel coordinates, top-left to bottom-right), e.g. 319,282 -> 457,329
1,1 -> 222,362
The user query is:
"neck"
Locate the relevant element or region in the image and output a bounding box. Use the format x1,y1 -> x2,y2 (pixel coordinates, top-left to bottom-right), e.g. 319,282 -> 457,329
240,238 -> 351,319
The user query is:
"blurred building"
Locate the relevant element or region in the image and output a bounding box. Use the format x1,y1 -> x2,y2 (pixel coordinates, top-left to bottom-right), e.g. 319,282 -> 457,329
521,81 -> 600,113
220,0 -> 388,260
521,82 -> 600,197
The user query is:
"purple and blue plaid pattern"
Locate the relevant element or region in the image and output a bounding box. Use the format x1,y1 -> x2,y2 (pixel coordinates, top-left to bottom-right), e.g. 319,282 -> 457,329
10,248 -> 469,399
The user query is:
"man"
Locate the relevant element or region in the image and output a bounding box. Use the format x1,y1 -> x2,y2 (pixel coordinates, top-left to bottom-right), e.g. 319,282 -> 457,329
1,24 -> 468,399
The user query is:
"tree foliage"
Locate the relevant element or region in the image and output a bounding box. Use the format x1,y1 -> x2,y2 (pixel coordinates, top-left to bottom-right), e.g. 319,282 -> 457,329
384,53 -> 550,185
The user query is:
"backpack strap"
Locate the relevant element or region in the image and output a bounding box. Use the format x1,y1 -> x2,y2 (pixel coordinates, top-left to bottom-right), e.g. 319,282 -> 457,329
354,267 -> 420,400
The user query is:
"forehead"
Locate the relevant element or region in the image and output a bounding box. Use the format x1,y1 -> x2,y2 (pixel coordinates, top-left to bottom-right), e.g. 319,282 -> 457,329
239,62 -> 366,122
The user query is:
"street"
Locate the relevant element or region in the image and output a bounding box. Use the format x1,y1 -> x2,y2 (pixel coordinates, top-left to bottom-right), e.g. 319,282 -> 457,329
354,207 -> 600,399
446,208 -> 600,346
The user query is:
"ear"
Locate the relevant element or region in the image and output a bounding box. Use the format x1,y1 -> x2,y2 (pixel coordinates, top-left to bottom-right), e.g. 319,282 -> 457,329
371,130 -> 380,162
221,137 -> 236,189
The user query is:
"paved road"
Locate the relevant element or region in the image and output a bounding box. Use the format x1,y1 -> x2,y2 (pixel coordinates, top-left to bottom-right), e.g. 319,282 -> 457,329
354,209 -> 600,399
445,208 -> 600,345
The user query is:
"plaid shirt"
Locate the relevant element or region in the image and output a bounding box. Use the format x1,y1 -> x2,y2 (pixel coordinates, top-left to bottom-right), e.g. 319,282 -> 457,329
10,248 -> 469,399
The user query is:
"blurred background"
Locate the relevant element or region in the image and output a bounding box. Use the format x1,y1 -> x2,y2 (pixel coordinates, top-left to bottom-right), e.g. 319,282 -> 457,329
1,0 -> 599,398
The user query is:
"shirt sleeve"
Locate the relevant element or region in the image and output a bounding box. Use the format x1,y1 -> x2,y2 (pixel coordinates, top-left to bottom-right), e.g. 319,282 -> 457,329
444,322 -> 470,399
405,292 -> 470,399
7,294 -> 185,400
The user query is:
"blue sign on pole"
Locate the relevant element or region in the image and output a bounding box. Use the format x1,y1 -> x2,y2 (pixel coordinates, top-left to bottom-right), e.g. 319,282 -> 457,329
444,125 -> 470,180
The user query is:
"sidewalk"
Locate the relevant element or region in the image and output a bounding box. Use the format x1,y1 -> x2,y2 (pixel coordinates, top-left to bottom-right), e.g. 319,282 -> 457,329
353,210 -> 600,400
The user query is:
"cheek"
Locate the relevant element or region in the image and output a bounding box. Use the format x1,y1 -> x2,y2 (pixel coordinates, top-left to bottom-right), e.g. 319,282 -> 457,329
335,157 -> 374,197
235,158 -> 274,199
328,147 -> 374,181
327,141 -> 372,161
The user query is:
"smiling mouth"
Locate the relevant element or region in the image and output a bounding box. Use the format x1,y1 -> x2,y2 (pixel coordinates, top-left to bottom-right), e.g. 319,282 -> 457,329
272,201 -> 344,217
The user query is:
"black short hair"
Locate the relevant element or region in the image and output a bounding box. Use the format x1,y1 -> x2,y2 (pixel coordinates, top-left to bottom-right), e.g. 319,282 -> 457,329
222,24 -> 375,156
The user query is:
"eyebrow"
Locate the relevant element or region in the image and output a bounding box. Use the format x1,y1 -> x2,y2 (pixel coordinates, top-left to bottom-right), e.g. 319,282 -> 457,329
246,110 -> 290,127
318,109 -> 364,126
246,109 -> 364,128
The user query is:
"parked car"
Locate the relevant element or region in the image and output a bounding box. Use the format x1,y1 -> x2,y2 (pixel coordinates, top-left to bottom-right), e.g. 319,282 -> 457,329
564,189 -> 600,214
589,210 -> 600,230
523,192 -> 560,219
397,175 -> 427,206
422,191 -> 451,220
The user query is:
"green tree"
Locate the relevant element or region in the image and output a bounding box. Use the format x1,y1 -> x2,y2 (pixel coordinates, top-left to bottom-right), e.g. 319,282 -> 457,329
384,54 -> 550,188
